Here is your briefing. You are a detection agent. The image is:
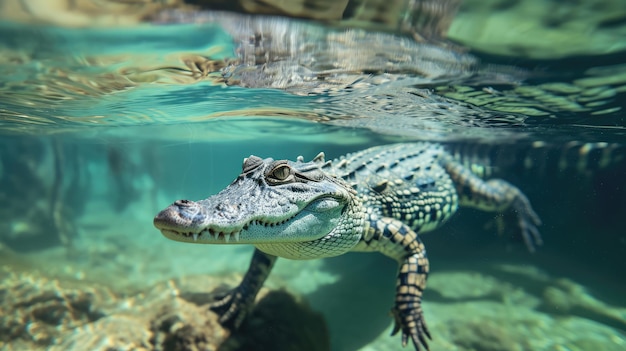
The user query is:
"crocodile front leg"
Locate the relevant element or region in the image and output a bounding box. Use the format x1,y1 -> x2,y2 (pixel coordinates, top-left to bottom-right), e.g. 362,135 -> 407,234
210,248 -> 277,328
355,216 -> 431,351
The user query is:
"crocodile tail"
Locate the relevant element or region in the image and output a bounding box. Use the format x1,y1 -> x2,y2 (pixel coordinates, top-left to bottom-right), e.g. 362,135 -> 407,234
446,141 -> 626,178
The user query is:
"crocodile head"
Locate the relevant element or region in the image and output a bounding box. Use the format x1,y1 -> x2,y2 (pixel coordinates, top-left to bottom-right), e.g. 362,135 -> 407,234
154,153 -> 364,259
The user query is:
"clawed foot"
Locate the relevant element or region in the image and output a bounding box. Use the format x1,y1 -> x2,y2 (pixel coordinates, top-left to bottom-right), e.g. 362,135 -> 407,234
391,301 -> 431,351
511,192 -> 542,252
208,287 -> 251,329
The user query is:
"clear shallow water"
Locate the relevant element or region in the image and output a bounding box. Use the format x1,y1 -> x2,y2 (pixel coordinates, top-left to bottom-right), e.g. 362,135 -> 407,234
1,4 -> 625,351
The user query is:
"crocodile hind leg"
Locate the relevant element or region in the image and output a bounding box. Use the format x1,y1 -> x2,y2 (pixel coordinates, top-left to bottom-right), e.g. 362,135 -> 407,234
209,249 -> 277,328
354,216 -> 431,351
443,159 -> 542,251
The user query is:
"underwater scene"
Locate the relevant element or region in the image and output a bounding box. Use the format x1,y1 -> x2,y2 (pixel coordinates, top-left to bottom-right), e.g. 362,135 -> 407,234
1,0 -> 625,350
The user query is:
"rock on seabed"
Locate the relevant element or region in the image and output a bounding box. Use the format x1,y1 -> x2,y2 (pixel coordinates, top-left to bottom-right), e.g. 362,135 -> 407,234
0,268 -> 329,351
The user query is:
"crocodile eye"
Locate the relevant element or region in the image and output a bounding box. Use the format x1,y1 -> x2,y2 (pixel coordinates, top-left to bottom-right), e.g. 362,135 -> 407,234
271,165 -> 291,180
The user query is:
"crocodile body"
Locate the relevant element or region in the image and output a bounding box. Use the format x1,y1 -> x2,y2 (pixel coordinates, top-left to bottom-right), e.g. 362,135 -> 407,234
153,142 -> 543,350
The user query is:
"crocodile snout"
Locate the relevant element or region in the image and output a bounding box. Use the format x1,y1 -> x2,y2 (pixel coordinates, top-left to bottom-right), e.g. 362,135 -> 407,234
153,200 -> 200,230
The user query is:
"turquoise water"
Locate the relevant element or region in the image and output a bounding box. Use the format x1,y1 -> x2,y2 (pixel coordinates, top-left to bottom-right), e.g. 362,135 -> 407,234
1,4 -> 626,351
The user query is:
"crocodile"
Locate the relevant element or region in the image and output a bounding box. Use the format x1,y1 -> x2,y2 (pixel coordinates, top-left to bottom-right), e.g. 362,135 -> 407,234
153,142 -> 543,350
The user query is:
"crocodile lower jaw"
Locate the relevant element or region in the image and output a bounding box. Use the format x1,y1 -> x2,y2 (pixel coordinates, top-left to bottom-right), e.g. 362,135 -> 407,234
159,227 -> 241,243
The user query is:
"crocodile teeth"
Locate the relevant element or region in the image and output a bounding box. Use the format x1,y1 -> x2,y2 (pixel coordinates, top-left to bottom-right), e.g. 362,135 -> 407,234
191,229 -> 238,242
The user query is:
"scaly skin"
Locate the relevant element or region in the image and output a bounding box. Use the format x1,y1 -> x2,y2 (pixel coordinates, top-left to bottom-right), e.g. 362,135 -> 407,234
154,143 -> 542,350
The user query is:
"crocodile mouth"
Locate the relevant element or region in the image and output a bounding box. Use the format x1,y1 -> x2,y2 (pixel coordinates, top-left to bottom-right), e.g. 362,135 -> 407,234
160,227 -> 243,243
157,195 -> 345,244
